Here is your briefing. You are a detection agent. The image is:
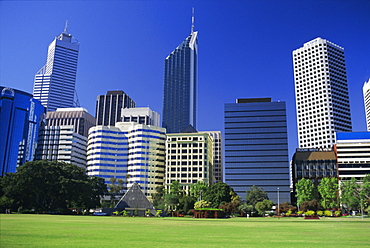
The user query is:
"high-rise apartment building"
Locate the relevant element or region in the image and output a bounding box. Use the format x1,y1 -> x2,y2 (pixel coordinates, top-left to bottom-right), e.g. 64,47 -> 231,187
121,107 -> 160,126
95,90 -> 136,126
45,107 -> 95,137
87,120 -> 166,199
293,37 -> 352,149
0,87 -> 45,176
224,98 -> 291,203
36,125 -> 88,168
165,132 -> 213,193
162,19 -> 198,133
33,23 -> 79,112
362,79 -> 370,131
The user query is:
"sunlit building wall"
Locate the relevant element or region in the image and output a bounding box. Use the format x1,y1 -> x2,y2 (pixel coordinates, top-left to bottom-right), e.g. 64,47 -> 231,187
293,37 -> 352,149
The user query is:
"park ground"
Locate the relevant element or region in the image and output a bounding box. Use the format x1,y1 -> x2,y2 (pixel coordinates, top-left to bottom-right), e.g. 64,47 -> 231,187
1,214 -> 370,247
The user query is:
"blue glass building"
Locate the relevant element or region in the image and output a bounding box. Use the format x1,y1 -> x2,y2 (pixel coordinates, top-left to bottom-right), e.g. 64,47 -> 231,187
162,25 -> 198,133
224,98 -> 291,203
0,86 -> 45,176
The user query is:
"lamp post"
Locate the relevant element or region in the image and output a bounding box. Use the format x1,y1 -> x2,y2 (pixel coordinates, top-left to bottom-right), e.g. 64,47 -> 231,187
277,187 -> 280,218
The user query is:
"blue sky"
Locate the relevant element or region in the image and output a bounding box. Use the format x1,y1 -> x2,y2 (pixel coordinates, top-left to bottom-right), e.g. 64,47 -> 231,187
1,0 -> 369,158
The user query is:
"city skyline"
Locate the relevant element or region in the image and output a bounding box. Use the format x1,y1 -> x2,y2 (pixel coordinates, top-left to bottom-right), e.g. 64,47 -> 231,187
1,1 -> 369,158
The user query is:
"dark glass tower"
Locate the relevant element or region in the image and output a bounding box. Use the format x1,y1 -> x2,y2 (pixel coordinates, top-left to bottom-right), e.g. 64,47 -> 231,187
224,98 -> 291,203
95,90 -> 135,126
162,23 -> 198,133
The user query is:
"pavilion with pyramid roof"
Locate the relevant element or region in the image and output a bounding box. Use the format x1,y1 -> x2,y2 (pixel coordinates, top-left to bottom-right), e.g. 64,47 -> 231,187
114,183 -> 157,216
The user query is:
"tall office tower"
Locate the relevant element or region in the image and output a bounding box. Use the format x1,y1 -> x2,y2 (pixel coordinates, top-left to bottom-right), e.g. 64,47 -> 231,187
162,17 -> 198,133
121,107 -> 160,126
224,98 -> 291,203
199,131 -> 222,183
0,86 -> 45,176
45,108 -> 95,137
35,125 -> 88,168
336,132 -> 370,181
362,79 -> 370,131
165,132 -> 213,193
293,37 -> 352,149
116,122 -> 166,199
33,23 -> 79,112
87,120 -> 166,199
95,90 -> 136,126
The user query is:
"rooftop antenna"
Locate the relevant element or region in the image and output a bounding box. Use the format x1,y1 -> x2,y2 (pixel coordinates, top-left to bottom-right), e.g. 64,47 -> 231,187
191,8 -> 195,33
63,20 -> 69,34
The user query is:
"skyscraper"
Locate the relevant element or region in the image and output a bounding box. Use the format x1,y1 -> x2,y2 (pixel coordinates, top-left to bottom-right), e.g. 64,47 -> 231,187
95,90 -> 136,126
293,37 -> 352,149
362,79 -> 370,131
224,98 -> 291,203
0,86 -> 45,176
162,15 -> 198,133
33,22 -> 80,112
87,121 -> 166,199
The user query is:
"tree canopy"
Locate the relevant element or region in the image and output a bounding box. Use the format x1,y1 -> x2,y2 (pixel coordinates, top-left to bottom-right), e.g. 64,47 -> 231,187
295,178 -> 318,207
246,185 -> 269,207
0,160 -> 107,213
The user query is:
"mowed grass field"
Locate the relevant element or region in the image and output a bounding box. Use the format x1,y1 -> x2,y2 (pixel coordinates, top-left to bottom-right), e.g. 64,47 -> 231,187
1,214 -> 370,247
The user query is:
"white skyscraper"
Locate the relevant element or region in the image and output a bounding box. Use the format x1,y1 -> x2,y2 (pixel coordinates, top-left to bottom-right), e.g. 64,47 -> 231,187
33,22 -> 79,112
293,37 -> 352,149
362,79 -> 370,131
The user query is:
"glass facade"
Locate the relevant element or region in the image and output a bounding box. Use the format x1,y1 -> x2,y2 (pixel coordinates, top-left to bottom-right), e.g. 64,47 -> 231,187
0,86 -> 45,176
162,30 -> 198,133
224,98 -> 291,203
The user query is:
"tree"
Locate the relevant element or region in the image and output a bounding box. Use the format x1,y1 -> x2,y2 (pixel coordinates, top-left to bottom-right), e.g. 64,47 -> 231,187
152,186 -> 165,210
164,181 -> 184,212
238,202 -> 254,215
340,178 -> 361,211
108,177 -> 124,207
0,160 -> 107,213
300,199 -> 320,212
189,181 -> 208,201
318,177 -> 339,209
360,175 -> 370,205
295,178 -> 318,207
194,200 -> 212,209
203,182 -> 235,208
278,202 -> 296,214
255,199 -> 274,216
246,185 -> 269,207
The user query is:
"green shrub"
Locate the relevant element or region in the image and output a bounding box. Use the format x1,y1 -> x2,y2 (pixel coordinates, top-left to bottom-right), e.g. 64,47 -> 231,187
317,210 -> 323,216
297,211 -> 303,215
285,210 -> 292,216
324,210 -> 332,217
304,210 -> 315,216
334,211 -> 341,217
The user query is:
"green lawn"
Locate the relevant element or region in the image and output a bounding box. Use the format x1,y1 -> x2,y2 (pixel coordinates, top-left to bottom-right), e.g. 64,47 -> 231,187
1,214 -> 369,247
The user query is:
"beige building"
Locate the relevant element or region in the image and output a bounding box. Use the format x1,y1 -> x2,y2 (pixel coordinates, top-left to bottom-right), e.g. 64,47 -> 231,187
199,131 -> 222,183
165,132 -> 213,193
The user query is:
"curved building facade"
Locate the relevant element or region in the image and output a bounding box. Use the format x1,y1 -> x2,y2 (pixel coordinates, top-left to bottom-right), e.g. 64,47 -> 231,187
0,86 -> 45,176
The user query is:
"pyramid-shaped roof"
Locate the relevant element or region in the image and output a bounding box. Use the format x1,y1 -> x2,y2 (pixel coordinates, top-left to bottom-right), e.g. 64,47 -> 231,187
115,183 -> 155,212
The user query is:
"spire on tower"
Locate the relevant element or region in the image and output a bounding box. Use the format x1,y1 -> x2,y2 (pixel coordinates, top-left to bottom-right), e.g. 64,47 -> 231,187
191,8 -> 195,33
63,20 -> 69,34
